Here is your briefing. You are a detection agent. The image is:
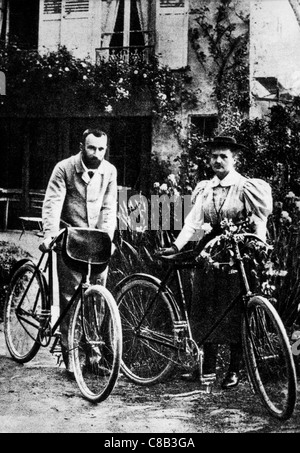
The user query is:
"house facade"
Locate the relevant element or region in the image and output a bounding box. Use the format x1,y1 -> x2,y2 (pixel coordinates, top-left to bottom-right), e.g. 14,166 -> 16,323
250,0 -> 300,117
0,0 -> 300,228
0,0 -> 192,207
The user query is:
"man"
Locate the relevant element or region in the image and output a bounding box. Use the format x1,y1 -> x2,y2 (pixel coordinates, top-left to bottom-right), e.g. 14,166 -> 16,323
41,128 -> 117,374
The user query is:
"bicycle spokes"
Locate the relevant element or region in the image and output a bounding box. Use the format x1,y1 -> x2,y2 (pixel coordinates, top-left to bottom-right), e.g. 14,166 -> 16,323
4,263 -> 47,363
243,296 -> 297,420
70,286 -> 122,403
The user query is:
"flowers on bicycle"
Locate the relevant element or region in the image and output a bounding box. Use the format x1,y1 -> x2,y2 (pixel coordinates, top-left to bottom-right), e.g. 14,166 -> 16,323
201,223 -> 213,235
220,218 -> 238,233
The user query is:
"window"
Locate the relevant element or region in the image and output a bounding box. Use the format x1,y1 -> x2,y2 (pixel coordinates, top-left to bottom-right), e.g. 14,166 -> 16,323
98,0 -> 154,63
110,0 -> 144,48
190,115 -> 218,139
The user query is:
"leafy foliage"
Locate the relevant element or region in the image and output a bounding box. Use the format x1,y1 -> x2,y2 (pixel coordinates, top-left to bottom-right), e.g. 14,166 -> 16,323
190,1 -> 250,126
174,0 -> 250,189
0,44 -> 196,122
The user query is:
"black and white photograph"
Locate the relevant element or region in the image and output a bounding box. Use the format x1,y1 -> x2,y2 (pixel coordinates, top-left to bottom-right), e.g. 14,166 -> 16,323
0,0 -> 300,435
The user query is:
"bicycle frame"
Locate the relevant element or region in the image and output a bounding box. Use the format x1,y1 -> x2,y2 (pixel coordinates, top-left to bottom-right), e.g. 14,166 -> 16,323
15,245 -> 89,350
157,233 -> 260,349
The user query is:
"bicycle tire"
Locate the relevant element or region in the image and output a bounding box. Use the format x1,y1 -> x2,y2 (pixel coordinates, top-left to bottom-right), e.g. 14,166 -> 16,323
4,262 -> 48,363
242,295 -> 297,420
116,274 -> 179,385
69,285 -> 122,403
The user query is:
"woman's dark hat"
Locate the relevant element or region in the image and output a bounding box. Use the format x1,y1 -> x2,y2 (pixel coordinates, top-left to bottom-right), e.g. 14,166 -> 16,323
205,135 -> 248,151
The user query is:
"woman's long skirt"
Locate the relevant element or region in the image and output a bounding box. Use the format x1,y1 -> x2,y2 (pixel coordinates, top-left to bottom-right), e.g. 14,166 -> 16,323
190,265 -> 243,344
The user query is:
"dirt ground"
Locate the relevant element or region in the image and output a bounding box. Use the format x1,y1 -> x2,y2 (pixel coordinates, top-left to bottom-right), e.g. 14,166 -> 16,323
1,231 -> 300,434
0,322 -> 300,434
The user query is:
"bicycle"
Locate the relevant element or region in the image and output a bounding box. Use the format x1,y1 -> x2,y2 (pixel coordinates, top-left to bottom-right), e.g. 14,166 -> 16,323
4,227 -> 122,403
115,221 -> 297,420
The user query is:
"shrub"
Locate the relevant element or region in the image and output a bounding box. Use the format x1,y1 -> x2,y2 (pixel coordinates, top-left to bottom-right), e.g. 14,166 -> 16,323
266,193 -> 300,328
0,44 -> 196,124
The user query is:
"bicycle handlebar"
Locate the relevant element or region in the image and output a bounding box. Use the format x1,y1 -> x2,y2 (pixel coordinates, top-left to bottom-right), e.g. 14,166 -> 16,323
200,232 -> 268,255
155,232 -> 269,265
49,229 -> 66,249
39,228 -> 66,253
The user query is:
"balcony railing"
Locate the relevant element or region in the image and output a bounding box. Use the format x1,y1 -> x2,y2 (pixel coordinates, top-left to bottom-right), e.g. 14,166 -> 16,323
96,30 -> 154,64
96,45 -> 154,64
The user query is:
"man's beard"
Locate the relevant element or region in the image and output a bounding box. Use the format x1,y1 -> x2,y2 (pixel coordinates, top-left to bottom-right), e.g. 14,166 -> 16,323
82,155 -> 101,169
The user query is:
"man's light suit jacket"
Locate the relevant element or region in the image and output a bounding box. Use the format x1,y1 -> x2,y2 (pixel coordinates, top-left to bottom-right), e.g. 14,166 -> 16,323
42,152 -> 117,240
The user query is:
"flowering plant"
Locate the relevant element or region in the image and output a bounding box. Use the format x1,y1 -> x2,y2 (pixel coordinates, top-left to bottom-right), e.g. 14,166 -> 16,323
196,216 -> 284,297
152,173 -> 183,198
0,44 -> 195,122
266,191 -> 300,327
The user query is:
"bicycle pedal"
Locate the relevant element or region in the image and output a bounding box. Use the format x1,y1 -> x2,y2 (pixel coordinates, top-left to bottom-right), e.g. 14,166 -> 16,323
50,333 -> 62,355
51,345 -> 62,354
200,373 -> 216,383
199,374 -> 216,393
55,354 -> 64,367
199,383 -> 213,394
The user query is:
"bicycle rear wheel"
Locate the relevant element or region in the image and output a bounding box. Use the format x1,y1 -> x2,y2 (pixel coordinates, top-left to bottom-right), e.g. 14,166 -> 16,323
116,275 -> 178,385
69,285 -> 122,403
242,295 -> 297,420
4,262 -> 47,363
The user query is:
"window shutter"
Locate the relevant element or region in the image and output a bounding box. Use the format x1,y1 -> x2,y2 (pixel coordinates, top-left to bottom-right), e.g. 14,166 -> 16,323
39,0 -> 62,53
60,0 -> 94,59
39,0 -> 100,60
43,0 -> 62,15
65,0 -> 89,14
156,0 -> 189,69
42,0 -> 89,15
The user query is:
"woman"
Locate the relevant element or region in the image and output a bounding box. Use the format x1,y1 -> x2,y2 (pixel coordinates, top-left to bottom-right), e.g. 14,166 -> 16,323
159,136 -> 273,389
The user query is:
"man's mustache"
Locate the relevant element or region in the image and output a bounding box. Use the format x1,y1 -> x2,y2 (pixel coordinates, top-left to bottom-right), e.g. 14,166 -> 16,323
87,155 -> 101,161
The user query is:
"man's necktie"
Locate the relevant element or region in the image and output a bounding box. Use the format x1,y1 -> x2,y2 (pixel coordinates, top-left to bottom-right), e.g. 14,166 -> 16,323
88,171 -> 94,179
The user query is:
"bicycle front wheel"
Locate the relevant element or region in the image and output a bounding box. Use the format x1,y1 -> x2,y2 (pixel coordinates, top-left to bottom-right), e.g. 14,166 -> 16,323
242,295 -> 297,420
69,285 -> 122,403
4,262 -> 47,363
116,275 -> 178,385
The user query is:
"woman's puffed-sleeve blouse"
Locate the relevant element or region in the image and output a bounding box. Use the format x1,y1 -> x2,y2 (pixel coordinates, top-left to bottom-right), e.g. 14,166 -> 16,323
242,178 -> 273,240
174,171 -> 273,251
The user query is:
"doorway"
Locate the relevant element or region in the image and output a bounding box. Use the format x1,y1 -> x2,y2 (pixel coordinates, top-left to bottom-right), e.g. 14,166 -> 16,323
68,117 -> 152,193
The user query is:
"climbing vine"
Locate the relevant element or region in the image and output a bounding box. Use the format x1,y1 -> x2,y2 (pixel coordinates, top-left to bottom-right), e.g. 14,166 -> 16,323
190,0 -> 250,130
174,0 -> 250,189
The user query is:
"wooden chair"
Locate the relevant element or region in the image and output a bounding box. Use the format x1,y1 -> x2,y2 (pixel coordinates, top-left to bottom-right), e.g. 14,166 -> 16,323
0,188 -> 22,231
19,191 -> 45,239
